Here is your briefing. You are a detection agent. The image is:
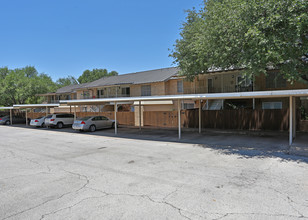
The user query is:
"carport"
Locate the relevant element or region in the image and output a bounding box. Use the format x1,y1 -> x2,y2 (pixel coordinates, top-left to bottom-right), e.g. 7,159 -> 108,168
13,104 -> 60,126
0,106 -> 16,125
59,89 -> 308,145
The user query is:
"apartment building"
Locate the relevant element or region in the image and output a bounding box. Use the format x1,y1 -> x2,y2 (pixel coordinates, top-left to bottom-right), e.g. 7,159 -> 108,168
39,67 -> 308,114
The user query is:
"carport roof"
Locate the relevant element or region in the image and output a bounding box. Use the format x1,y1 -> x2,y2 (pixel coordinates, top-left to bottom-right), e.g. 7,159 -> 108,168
13,104 -> 60,109
59,89 -> 308,105
0,107 -> 15,110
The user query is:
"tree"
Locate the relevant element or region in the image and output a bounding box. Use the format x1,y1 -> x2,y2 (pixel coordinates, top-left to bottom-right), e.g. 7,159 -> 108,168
171,0 -> 308,83
56,76 -> 79,87
0,66 -> 57,106
78,68 -> 118,84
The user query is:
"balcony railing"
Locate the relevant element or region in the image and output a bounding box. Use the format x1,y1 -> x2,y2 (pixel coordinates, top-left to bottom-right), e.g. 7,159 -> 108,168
182,85 -> 253,94
97,94 -> 131,99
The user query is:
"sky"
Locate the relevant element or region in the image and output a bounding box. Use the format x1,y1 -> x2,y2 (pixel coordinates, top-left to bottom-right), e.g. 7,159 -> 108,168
0,0 -> 202,81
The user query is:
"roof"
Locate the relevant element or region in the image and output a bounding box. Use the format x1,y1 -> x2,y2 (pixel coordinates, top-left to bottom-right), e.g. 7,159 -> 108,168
59,89 -> 308,105
56,83 -> 90,94
0,107 -> 14,110
13,104 -> 60,109
79,67 -> 179,89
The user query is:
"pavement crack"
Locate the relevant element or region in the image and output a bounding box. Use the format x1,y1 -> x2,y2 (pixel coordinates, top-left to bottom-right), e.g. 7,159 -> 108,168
85,187 -> 202,220
39,195 -> 108,220
2,169 -> 90,220
62,169 -> 90,193
213,212 -> 307,219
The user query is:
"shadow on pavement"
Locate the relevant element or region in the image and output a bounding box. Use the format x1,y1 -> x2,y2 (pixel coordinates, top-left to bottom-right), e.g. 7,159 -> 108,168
5,124 -> 308,164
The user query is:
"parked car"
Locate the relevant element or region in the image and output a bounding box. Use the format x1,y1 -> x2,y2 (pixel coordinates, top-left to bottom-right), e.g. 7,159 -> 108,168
72,116 -> 117,132
45,114 -> 75,128
0,115 -> 28,125
30,116 -> 46,127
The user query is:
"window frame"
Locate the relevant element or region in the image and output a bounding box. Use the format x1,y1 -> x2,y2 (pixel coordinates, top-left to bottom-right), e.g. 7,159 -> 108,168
141,85 -> 151,96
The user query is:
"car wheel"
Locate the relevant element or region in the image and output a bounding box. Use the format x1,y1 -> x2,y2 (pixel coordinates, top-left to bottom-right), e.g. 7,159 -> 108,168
89,125 -> 96,132
57,122 -> 63,129
5,120 -> 10,125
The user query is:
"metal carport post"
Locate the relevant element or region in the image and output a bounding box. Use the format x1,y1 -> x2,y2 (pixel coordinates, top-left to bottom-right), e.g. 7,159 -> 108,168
199,100 -> 202,134
289,96 -> 296,146
25,108 -> 28,126
114,102 -> 117,135
139,101 -> 141,131
10,109 -> 13,125
178,99 -> 181,139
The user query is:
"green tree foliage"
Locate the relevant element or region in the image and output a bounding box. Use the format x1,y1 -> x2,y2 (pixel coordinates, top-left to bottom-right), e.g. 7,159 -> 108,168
171,0 -> 308,82
78,69 -> 118,84
0,66 -> 57,106
56,76 -> 79,87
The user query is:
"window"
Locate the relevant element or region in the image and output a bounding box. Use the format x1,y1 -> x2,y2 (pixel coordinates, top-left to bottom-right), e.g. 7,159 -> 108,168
237,75 -> 252,86
141,85 -> 151,96
266,72 -> 286,88
183,103 -> 195,109
262,102 -> 282,109
177,80 -> 183,93
101,116 -> 109,120
82,91 -> 90,99
121,87 -> 130,96
97,90 -> 104,98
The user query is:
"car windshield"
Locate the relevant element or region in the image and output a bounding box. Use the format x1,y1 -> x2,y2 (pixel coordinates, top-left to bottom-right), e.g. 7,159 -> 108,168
36,116 -> 44,119
45,115 -> 53,118
78,117 -> 92,121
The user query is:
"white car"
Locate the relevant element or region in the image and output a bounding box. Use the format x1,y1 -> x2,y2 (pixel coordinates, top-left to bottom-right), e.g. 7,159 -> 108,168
45,113 -> 75,129
30,116 -> 46,127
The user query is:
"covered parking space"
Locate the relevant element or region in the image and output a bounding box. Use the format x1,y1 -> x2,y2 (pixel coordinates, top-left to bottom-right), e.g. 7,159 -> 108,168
60,89 -> 308,145
0,106 -> 16,125
13,104 -> 60,126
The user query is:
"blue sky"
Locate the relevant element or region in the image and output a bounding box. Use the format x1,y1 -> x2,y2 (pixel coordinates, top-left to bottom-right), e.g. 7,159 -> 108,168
0,0 -> 201,80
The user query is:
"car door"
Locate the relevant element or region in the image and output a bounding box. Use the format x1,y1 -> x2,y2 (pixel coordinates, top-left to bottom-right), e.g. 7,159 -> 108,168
95,116 -> 105,129
92,116 -> 103,129
101,116 -> 112,127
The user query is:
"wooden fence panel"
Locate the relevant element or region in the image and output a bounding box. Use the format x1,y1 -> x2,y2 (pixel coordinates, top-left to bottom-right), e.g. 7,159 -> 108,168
184,109 -> 298,131
117,112 -> 135,126
28,112 -> 47,119
143,111 -> 183,128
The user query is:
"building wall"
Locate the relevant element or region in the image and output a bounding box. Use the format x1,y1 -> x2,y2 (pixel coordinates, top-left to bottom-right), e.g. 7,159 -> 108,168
131,82 -> 166,97
254,72 -> 308,91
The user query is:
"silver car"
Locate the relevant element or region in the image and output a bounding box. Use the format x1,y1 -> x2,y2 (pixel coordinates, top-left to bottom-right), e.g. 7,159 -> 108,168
30,116 -> 46,127
72,116 -> 117,132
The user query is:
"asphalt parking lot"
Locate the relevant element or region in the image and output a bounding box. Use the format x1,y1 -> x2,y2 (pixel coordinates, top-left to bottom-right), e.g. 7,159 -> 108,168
0,125 -> 308,220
